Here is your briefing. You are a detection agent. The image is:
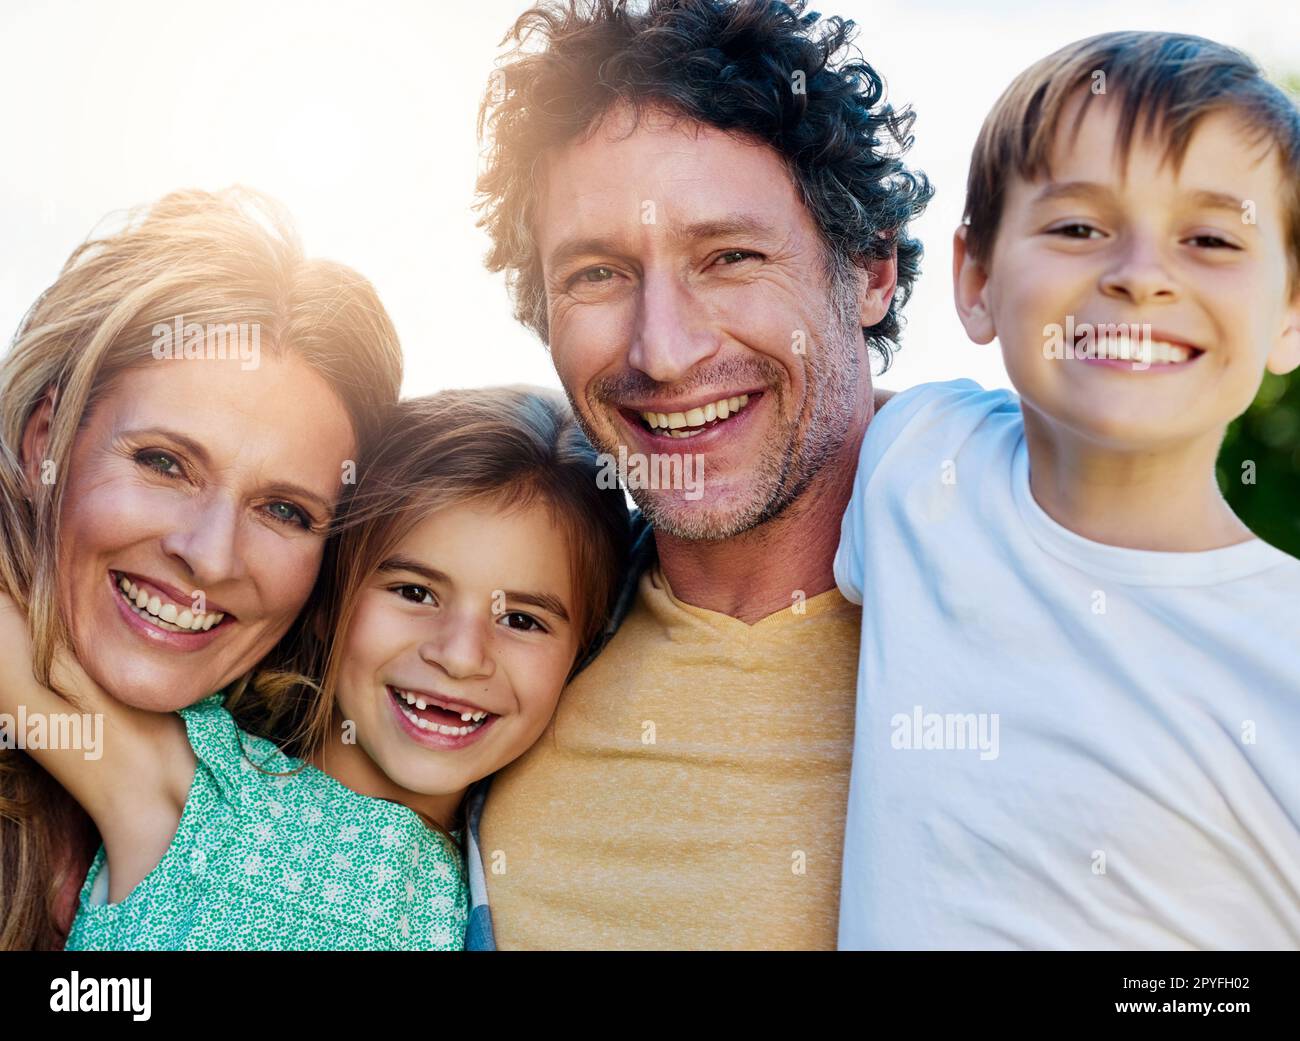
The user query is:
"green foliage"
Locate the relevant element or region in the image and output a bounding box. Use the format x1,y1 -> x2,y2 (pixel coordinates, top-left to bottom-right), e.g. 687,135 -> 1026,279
1217,74 -> 1300,558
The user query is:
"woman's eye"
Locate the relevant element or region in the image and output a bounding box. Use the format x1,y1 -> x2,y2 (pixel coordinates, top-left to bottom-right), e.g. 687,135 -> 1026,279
395,584 -> 435,606
500,610 -> 545,633
264,501 -> 312,530
135,449 -> 184,478
573,265 -> 615,286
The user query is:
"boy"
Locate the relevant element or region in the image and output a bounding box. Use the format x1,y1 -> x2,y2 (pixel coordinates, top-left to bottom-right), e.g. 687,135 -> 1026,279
835,31 -> 1300,948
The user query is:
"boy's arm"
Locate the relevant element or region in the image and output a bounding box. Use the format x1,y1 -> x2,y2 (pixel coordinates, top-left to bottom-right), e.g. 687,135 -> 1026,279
0,593 -> 193,836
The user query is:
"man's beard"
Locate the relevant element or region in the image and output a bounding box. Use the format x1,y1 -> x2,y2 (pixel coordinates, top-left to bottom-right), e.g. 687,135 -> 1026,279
570,281 -> 865,543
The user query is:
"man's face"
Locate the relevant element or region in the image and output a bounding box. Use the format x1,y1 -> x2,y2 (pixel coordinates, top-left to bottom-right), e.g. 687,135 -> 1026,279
959,93 -> 1300,452
534,102 -> 894,540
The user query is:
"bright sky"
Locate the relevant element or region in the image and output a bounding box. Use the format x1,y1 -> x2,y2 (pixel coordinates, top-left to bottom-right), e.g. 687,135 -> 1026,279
2,0 -> 1297,395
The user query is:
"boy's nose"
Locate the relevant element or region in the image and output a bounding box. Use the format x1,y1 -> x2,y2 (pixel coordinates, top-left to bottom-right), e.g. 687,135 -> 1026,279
1098,240 -> 1180,306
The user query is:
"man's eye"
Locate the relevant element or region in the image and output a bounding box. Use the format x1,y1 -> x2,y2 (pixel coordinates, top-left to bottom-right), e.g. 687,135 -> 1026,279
717,250 -> 760,265
135,449 -> 184,478
500,610 -> 545,633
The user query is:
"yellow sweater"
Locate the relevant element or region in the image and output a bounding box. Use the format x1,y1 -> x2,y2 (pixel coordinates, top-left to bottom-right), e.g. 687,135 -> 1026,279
479,564 -> 861,949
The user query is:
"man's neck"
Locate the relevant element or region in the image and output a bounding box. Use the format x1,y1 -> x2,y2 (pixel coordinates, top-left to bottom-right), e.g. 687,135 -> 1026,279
654,429 -> 865,624
1022,407 -> 1255,552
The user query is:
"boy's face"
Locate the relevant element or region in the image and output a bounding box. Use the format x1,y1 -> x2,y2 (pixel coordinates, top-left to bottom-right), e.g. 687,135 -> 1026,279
956,92 -> 1300,451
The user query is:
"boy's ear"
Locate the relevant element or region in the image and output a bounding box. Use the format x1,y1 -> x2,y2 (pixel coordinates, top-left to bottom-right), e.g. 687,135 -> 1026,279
19,386 -> 59,493
1265,285 -> 1300,375
953,224 -> 996,345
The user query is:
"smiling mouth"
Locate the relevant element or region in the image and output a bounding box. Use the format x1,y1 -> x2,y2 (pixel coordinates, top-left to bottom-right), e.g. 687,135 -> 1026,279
1074,332 -> 1204,365
388,686 -> 496,737
626,391 -> 758,438
111,571 -> 227,633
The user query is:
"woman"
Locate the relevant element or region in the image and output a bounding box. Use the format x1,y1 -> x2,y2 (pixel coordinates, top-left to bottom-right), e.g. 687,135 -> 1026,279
0,187 -> 403,948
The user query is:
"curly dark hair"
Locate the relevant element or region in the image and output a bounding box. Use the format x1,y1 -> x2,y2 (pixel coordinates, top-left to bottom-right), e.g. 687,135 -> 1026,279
475,0 -> 933,371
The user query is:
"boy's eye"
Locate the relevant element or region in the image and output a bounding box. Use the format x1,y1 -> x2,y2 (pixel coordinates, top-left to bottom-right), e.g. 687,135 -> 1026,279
135,449 -> 184,478
500,610 -> 546,634
395,584 -> 435,606
1051,223 -> 1102,240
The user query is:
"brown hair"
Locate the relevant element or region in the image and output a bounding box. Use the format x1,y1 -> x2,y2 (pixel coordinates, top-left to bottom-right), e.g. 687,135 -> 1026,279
474,0 -> 933,371
962,31 -> 1300,282
241,385 -> 632,841
0,187 -> 403,949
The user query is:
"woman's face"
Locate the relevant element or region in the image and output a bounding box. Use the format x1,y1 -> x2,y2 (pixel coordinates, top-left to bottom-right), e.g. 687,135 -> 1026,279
29,352 -> 356,711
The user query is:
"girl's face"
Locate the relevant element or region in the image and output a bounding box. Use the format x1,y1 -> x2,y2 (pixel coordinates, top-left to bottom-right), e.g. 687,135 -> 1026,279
334,498 -> 581,808
29,353 -> 356,711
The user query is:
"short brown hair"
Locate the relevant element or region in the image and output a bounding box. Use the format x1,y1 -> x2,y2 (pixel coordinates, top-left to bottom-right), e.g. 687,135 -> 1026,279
963,31 -> 1300,283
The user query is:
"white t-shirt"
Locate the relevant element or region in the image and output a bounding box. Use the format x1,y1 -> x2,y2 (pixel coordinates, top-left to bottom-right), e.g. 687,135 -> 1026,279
834,379 -> 1300,950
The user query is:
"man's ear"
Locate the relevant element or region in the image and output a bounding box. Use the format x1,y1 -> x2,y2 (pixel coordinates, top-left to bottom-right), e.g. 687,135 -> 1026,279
856,243 -> 899,330
1265,285 -> 1300,375
953,224 -> 996,345
19,386 -> 58,493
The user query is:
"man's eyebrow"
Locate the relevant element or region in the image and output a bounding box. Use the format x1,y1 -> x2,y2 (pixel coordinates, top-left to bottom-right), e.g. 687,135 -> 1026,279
546,213 -> 779,271
376,558 -> 572,623
122,426 -> 334,516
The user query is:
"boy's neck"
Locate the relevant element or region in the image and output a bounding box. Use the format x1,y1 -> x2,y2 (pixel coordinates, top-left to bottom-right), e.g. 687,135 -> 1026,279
314,719 -> 465,833
1021,405 -> 1256,552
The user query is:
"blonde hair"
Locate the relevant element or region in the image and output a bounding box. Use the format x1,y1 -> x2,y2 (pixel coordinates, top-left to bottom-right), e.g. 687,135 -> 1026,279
0,187 -> 403,949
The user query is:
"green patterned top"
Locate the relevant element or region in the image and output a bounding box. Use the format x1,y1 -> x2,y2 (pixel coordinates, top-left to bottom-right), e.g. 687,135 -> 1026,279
64,693 -> 468,951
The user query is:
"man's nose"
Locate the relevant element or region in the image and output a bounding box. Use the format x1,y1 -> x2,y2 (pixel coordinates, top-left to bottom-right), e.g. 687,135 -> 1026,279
626,268 -> 722,383
158,494 -> 245,591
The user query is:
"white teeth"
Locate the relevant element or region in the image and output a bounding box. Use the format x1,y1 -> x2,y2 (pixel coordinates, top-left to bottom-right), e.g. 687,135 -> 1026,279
1088,335 -> 1196,364
641,392 -> 752,431
115,575 -> 224,632
393,694 -> 488,737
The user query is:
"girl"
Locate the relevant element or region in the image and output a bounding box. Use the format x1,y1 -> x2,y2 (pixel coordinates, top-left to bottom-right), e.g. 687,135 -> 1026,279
0,187 -> 403,949
0,386 -> 631,949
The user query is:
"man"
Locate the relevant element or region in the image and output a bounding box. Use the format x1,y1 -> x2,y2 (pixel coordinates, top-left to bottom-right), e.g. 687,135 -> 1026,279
465,0 -> 931,949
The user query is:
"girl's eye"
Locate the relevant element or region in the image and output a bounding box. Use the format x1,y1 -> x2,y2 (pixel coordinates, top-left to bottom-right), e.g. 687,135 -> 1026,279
1051,223 -> 1102,240
1186,234 -> 1239,250
135,449 -> 184,478
264,501 -> 312,530
395,584 -> 436,606
500,610 -> 546,634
